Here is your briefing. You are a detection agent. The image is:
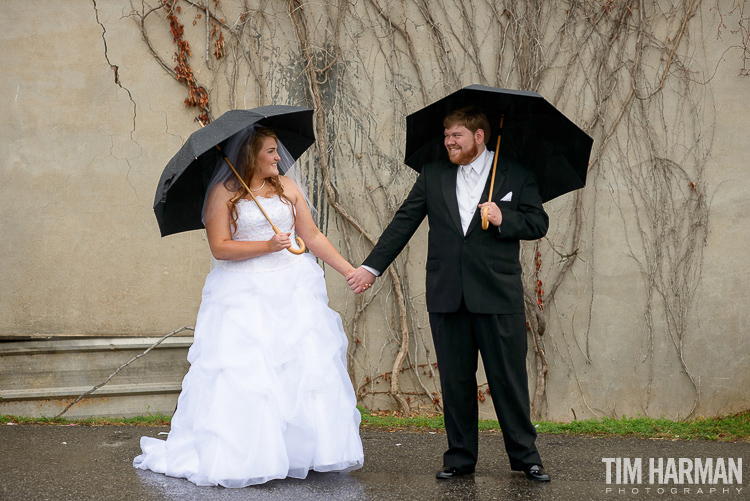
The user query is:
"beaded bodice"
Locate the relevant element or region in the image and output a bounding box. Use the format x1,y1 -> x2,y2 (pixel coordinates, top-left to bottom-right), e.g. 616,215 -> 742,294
219,196 -> 301,272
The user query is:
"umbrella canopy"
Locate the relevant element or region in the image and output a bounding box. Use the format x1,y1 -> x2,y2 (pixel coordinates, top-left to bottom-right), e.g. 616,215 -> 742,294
404,85 -> 593,203
153,105 -> 315,237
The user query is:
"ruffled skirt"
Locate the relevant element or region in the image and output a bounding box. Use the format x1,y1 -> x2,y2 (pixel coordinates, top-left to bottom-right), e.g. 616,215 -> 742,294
133,254 -> 363,487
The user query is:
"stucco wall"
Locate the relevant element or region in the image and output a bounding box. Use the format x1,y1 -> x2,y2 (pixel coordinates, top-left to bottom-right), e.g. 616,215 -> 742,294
1,1 -> 748,420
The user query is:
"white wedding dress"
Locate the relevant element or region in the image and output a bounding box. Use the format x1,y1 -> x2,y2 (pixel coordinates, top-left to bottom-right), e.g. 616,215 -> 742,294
134,196 -> 364,488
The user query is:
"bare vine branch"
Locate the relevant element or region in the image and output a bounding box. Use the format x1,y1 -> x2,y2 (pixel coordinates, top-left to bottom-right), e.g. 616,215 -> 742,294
55,327 -> 195,418
129,0 -> 730,420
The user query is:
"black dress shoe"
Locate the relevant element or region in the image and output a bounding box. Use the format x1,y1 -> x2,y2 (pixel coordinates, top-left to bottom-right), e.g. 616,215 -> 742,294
435,466 -> 472,479
524,464 -> 550,482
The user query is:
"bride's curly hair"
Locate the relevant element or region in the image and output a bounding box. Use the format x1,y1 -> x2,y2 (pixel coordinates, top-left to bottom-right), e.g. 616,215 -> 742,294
226,127 -> 296,233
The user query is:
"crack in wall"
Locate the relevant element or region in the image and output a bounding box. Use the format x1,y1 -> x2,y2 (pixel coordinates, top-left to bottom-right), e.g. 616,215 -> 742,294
125,159 -> 140,201
92,0 -> 137,137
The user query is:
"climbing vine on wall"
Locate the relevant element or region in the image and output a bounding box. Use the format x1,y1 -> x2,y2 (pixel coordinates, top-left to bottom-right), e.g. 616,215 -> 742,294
130,0 -> 745,419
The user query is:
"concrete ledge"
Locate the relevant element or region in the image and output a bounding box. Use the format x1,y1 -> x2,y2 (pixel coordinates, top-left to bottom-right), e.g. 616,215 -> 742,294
0,337 -> 194,356
0,393 -> 181,419
1,382 -> 183,401
0,336 -> 191,418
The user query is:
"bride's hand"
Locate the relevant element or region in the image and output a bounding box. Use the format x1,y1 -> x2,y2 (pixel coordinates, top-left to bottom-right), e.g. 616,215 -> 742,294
267,233 -> 292,253
346,267 -> 375,294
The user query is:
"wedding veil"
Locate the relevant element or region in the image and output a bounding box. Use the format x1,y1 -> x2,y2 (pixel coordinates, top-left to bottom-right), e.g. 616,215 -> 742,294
201,124 -> 319,229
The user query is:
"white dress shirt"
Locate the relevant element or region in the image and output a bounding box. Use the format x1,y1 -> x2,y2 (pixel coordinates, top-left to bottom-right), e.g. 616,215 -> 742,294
456,148 -> 493,235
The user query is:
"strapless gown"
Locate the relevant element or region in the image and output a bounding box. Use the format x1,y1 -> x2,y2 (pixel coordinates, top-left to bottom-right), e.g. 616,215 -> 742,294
134,196 -> 364,487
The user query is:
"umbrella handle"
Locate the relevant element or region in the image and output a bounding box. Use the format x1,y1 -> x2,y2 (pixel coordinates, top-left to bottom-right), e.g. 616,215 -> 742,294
480,207 -> 490,230
271,224 -> 307,255
290,238 -> 306,254
241,182 -> 307,256
482,115 -> 504,230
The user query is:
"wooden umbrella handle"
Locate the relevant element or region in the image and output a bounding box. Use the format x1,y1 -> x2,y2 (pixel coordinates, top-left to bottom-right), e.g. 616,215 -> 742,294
482,115 -> 504,230
289,238 -> 306,254
272,224 -> 307,255
268,224 -> 306,255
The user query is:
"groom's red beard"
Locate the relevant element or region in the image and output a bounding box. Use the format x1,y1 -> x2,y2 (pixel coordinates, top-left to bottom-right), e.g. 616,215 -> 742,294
446,141 -> 479,165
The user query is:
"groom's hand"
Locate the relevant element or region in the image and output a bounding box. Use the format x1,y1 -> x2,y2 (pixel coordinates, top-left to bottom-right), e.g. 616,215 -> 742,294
346,267 -> 376,294
478,201 -> 503,226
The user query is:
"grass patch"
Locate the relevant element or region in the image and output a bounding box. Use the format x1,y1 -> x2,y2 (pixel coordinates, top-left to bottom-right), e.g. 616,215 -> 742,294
534,412 -> 750,442
3,408 -> 748,442
359,407 -> 445,430
0,414 -> 171,427
358,407 -> 750,442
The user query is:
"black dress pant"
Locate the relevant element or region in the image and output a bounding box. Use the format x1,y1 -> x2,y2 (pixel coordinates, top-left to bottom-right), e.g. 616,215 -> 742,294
429,299 -> 542,472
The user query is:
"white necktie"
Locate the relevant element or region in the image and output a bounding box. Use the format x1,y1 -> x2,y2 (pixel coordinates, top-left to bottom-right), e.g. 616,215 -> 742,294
464,166 -> 479,189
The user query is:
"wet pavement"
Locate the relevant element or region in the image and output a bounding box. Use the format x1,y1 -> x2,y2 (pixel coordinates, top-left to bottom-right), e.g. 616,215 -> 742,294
1,424 -> 747,500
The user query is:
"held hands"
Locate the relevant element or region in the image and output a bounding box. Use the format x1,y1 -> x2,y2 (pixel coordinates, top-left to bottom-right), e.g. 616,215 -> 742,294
478,202 -> 503,227
346,266 -> 375,294
267,232 -> 292,253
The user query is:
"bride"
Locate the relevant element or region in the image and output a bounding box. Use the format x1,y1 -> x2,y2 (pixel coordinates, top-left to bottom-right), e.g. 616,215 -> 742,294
134,126 -> 364,488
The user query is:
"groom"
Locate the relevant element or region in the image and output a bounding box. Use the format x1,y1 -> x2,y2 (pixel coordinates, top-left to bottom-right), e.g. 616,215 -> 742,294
347,107 -> 550,481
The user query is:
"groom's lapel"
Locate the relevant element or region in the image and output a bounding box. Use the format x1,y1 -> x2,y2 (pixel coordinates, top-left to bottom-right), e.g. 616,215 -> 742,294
441,165 -> 463,236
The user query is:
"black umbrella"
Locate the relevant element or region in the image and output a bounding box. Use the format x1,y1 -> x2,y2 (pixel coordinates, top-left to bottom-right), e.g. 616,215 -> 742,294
153,106 -> 315,241
404,85 -> 593,205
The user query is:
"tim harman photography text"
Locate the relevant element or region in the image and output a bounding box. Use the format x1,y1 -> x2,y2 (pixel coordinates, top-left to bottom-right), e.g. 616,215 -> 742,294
602,457 -> 742,495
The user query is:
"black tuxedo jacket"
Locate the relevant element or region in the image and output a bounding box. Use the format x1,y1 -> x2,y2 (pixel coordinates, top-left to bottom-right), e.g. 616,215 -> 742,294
363,155 -> 549,314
